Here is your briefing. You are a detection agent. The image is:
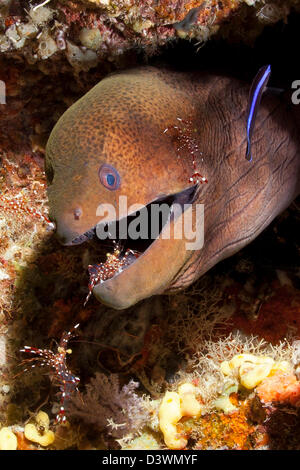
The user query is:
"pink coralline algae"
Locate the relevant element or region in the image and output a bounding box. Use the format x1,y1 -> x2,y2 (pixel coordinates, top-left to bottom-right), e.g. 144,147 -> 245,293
257,371 -> 300,407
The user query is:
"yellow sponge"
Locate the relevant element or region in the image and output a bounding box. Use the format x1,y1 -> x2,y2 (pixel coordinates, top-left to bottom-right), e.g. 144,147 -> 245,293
159,383 -> 201,449
0,427 -> 17,450
221,354 -> 292,390
24,410 -> 55,447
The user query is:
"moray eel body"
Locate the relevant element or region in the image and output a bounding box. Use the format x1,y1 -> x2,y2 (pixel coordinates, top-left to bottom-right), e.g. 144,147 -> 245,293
46,67 -> 300,309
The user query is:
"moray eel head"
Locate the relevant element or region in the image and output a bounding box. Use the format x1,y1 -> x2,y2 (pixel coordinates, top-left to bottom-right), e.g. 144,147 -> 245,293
46,68 -> 207,309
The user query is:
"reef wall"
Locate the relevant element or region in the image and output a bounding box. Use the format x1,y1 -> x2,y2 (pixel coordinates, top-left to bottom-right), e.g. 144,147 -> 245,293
0,0 -> 300,451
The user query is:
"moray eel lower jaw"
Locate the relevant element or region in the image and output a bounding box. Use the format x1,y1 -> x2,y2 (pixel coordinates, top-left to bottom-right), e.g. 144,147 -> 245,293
94,204 -> 196,310
59,185 -> 198,310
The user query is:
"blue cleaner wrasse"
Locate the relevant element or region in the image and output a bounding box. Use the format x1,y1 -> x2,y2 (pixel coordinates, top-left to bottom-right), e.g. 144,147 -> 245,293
246,64 -> 272,161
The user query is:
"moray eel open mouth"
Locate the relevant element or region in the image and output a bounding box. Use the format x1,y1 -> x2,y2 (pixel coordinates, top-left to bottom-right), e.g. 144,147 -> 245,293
70,185 -> 198,308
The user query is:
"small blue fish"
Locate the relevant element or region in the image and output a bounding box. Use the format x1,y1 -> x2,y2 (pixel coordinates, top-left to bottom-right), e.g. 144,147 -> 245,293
246,64 -> 271,161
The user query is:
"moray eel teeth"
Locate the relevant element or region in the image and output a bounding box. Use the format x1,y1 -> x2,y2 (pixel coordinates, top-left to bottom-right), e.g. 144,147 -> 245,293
71,228 -> 96,245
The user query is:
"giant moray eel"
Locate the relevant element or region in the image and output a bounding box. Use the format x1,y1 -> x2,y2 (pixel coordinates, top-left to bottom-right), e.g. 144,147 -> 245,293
46,67 -> 300,309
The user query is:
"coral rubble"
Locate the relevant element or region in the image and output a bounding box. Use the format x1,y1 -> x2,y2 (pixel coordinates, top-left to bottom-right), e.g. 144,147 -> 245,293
1,1 -> 299,74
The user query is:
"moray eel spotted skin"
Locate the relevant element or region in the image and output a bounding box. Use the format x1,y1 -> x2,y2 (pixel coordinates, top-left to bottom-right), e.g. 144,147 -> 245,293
46,67 -> 300,309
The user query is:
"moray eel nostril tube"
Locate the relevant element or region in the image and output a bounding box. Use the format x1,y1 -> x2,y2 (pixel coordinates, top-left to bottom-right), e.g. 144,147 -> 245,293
73,207 -> 82,220
46,67 -> 300,310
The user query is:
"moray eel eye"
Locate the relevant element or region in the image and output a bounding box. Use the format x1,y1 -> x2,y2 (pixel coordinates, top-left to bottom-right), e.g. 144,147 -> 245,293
99,164 -> 120,190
